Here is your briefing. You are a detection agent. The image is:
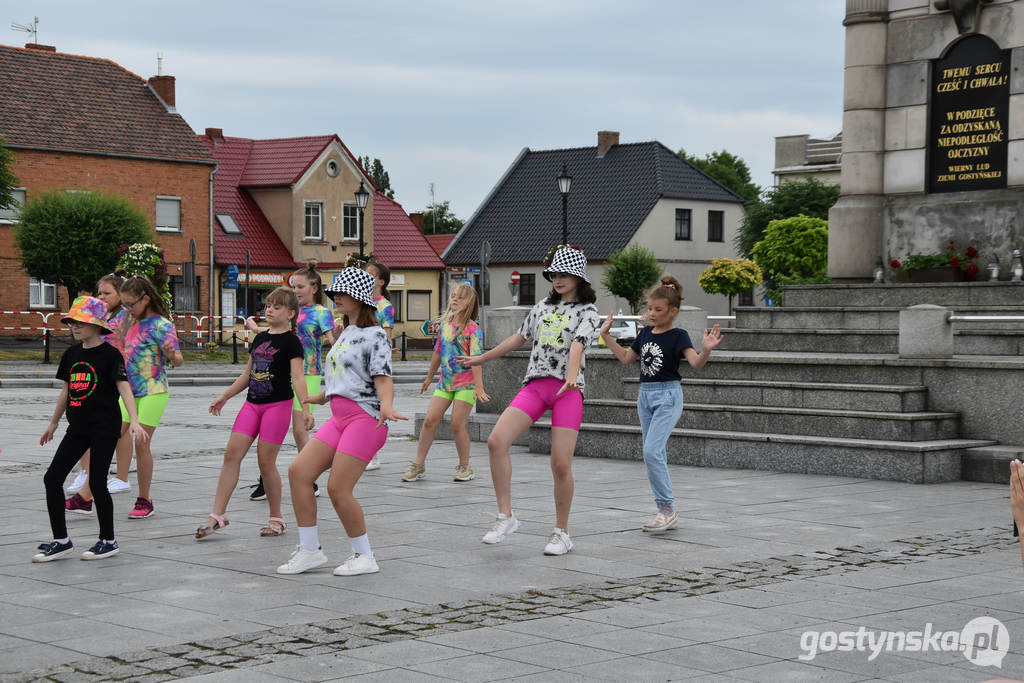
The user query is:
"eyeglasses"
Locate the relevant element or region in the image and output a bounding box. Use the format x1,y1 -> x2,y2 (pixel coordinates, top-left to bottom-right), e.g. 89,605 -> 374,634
122,297 -> 143,309
67,320 -> 88,328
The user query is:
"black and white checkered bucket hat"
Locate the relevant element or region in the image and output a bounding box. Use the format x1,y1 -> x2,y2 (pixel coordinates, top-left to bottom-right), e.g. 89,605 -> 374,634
326,267 -> 376,307
543,247 -> 590,284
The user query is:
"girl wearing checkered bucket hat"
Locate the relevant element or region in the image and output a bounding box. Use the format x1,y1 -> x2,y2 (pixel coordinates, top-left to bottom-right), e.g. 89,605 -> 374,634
458,245 -> 601,556
277,268 -> 407,577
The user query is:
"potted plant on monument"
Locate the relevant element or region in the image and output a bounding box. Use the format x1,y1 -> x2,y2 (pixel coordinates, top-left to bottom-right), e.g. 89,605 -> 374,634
890,241 -> 980,282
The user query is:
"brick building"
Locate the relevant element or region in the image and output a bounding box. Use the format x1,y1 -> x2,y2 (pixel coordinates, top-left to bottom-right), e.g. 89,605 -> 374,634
0,43 -> 216,335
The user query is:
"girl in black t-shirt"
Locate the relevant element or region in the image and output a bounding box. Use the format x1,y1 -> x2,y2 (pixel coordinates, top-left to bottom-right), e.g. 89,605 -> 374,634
197,287 -> 311,540
34,296 -> 147,563
599,275 -> 723,534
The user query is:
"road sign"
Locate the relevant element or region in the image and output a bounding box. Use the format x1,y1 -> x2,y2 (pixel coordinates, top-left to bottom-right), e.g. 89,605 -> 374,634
510,270 -> 520,283
420,319 -> 441,336
467,266 -> 481,273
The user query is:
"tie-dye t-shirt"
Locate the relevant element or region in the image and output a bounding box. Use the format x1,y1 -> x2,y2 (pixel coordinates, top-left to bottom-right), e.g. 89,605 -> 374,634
433,319 -> 483,391
323,324 -> 392,420
123,315 -> 180,397
295,304 -> 335,375
101,307 -> 129,358
374,296 -> 394,329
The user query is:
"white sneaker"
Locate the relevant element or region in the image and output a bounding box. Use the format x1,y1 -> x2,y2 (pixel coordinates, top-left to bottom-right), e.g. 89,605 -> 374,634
543,528 -> 574,556
276,545 -> 328,574
107,477 -> 131,494
364,455 -> 381,471
481,512 -> 519,544
66,471 -> 88,493
333,553 -> 379,576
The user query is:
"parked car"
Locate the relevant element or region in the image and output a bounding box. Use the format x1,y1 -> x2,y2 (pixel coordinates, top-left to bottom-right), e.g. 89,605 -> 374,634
596,319 -> 639,346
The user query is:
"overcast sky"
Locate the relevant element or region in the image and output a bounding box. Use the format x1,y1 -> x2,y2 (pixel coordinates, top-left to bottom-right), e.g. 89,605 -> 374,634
11,1 -> 846,219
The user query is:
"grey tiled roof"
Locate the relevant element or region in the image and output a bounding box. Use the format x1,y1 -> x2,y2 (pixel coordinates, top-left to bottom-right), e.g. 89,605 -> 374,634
444,141 -> 743,265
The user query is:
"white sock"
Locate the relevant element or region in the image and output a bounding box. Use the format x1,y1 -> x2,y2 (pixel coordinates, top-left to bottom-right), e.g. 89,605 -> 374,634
54,537 -> 70,544
349,533 -> 372,557
298,525 -> 319,552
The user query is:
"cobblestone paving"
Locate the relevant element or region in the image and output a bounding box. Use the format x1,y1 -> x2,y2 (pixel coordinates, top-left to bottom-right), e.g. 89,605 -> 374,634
21,526 -> 1014,681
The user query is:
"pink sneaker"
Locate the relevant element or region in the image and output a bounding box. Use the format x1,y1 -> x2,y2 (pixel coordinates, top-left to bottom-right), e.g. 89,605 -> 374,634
65,493 -> 93,516
128,497 -> 154,519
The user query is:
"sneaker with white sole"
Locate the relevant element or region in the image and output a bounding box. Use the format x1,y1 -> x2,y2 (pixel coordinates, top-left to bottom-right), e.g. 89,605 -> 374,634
401,462 -> 425,482
276,545 -> 328,574
453,464 -> 475,482
249,477 -> 266,501
543,528 -> 574,556
66,470 -> 88,494
365,455 -> 381,471
333,553 -> 379,576
481,512 -> 519,544
106,477 -> 131,494
32,540 -> 74,562
642,511 -> 678,533
128,497 -> 154,519
65,493 -> 93,516
81,540 -> 119,560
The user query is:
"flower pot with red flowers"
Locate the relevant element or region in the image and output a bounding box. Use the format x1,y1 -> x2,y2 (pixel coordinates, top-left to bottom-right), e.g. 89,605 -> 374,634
890,242 -> 980,283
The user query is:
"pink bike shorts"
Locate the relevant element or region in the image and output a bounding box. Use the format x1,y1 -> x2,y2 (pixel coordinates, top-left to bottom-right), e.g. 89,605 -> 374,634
312,396 -> 388,462
508,376 -> 584,431
232,399 -> 292,445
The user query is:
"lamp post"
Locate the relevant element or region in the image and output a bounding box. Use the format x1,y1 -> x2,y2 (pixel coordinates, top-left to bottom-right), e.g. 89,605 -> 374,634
354,180 -> 370,258
557,163 -> 572,245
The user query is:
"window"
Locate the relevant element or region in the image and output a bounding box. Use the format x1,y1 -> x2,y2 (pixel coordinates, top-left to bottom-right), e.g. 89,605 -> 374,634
0,188 -> 25,223
408,291 -> 431,320
172,274 -> 200,312
738,289 -> 754,307
343,204 -> 358,241
216,213 -> 242,235
156,196 -> 181,232
674,208 -> 691,241
304,201 -> 324,240
29,277 -> 56,308
390,290 -> 403,322
708,210 -> 724,243
519,273 -> 536,306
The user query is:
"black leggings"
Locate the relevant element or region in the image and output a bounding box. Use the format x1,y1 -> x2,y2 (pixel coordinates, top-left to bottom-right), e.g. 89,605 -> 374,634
43,430 -> 119,541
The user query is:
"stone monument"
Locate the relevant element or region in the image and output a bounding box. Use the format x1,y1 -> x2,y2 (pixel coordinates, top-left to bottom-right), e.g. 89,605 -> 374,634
829,0 -> 1023,279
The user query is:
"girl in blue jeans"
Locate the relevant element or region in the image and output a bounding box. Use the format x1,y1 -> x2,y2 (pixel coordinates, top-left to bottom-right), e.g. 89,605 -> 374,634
599,275 -> 722,533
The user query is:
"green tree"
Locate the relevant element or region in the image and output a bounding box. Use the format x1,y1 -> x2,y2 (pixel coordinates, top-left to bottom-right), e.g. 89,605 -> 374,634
358,155 -> 394,198
698,258 -> 763,315
13,190 -> 153,302
420,200 -> 464,234
738,178 -> 839,256
678,148 -> 761,203
0,137 -> 17,212
601,244 -> 662,314
749,214 -> 829,279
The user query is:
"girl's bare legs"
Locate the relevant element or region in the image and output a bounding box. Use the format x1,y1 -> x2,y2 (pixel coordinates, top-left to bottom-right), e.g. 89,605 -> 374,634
288,438 -> 334,527
326,453 -> 369,536
550,427 -> 579,532
485,407 -> 534,516
135,424 -> 158,500
291,408 -> 310,453
206,432 -> 256,523
414,396 -> 453,466
256,439 -> 284,520
77,450 -> 92,499
113,425 -> 133,481
450,399 -> 474,467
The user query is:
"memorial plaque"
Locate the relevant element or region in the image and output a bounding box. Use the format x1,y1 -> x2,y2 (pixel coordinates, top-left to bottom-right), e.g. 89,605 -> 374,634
928,35 -> 1010,193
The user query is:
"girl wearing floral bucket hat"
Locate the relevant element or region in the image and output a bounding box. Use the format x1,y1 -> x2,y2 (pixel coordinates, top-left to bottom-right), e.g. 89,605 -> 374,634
33,296 -> 148,562
277,268 -> 407,577
459,244 -> 601,556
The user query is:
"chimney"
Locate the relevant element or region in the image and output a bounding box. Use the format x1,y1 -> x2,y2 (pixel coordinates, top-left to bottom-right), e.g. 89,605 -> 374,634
148,75 -> 176,109
409,212 -> 425,232
596,130 -> 619,157
24,43 -> 56,52
205,127 -> 225,142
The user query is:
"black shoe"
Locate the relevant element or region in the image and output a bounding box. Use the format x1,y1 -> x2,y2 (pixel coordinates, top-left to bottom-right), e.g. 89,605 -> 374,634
32,540 -> 74,563
313,482 -> 320,498
82,540 -> 119,560
249,477 -> 266,501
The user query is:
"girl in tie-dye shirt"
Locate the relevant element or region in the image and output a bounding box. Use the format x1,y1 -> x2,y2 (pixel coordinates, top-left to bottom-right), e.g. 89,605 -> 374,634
404,283 -> 488,484
117,276 -> 183,520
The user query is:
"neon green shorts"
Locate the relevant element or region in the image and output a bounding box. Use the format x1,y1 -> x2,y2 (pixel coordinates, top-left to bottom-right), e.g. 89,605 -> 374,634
119,392 -> 170,427
293,375 -> 322,411
433,387 -> 476,405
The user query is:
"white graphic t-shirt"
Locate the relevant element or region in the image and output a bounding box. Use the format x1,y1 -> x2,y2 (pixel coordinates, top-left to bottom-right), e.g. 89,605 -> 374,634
322,324 -> 392,419
518,299 -> 601,388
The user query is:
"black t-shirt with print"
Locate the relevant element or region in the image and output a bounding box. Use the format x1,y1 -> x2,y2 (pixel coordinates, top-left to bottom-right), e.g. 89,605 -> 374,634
56,342 -> 128,435
630,327 -> 693,382
247,330 -> 304,404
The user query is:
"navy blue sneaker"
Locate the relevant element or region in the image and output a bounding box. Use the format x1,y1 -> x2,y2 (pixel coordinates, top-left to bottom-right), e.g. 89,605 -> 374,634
32,540 -> 74,563
81,540 -> 119,561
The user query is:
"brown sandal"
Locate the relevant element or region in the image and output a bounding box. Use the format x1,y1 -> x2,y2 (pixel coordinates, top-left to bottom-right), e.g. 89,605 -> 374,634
195,513 -> 228,540
260,517 -> 286,537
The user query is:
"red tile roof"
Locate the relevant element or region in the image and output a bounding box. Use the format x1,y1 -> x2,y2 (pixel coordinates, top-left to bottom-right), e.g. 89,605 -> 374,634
0,44 -> 214,164
424,234 -> 455,258
368,193 -> 445,269
200,135 -> 296,268
238,136 -> 334,186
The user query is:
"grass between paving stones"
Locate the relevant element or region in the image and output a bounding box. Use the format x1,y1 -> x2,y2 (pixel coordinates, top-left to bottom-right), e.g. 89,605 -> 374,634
18,525 -> 1016,682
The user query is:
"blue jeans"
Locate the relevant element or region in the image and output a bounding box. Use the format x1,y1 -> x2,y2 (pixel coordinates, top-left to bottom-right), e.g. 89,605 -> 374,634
637,381 -> 683,507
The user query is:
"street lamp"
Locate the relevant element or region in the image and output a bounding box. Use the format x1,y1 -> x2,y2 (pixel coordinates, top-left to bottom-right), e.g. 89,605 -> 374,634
354,180 -> 370,258
557,163 -> 572,245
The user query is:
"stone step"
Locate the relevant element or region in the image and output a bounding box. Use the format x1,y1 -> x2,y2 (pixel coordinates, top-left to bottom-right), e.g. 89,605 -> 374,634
779,281 -> 1024,308
718,328 -> 1024,355
582,399 -> 960,441
735,305 -> 1024,331
620,378 -> 928,412
961,444 -> 1024,484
